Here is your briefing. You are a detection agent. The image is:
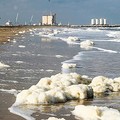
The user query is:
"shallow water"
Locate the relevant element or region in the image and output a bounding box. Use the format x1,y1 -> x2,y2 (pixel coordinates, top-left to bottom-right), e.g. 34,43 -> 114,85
0,27 -> 120,120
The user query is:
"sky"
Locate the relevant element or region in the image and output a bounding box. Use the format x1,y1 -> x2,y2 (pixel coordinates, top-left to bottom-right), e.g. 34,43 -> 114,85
0,0 -> 120,25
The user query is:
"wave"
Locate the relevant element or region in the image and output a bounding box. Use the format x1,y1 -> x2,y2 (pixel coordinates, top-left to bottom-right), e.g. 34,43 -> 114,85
106,31 -> 120,38
0,79 -> 18,83
93,47 -> 118,53
73,52 -> 84,61
34,27 -> 108,43
0,89 -> 19,96
18,45 -> 26,48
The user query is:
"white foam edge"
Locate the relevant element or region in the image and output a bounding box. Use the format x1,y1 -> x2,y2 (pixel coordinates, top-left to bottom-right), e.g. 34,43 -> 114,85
71,105 -> 120,120
0,79 -> 18,83
18,45 -> 26,48
55,55 -> 63,58
93,47 -> 118,53
73,52 -> 84,61
46,69 -> 54,72
9,106 -> 35,120
47,117 -> 66,120
15,61 -> 24,64
0,89 -> 19,96
0,62 -> 10,68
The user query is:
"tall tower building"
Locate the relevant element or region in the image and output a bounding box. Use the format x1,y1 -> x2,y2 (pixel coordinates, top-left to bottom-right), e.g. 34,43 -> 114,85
42,14 -> 56,25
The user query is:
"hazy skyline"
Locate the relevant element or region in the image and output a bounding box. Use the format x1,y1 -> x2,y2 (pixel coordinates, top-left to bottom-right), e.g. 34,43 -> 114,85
0,0 -> 120,25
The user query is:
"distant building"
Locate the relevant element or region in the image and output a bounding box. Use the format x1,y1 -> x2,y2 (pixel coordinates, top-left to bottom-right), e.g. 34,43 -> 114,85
42,14 -> 56,25
5,20 -> 12,26
91,18 -> 107,25
91,19 -> 95,25
95,19 -> 99,25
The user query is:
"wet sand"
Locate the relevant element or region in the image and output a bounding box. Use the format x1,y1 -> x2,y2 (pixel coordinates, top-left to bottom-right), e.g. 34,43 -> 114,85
0,27 -> 77,120
0,25 -> 64,43
0,92 -> 24,120
0,26 -> 33,43
0,26 -> 28,120
0,26 -> 120,120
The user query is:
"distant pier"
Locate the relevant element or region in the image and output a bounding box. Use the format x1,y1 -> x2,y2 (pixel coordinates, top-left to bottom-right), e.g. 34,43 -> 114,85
1,24 -> 120,30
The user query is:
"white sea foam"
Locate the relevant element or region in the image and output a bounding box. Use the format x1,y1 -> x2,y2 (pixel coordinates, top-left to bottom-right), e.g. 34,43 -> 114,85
89,76 -> 120,93
47,117 -> 65,120
0,84 -> 8,86
19,31 -> 26,34
93,47 -> 118,53
62,63 -> 77,69
0,62 -> 10,68
0,89 -> 19,96
80,40 -> 94,49
38,29 -> 60,38
12,39 -> 16,43
1,79 -> 18,83
13,73 -> 93,105
86,28 -> 101,32
72,105 -> 120,120
40,69 -> 44,71
109,39 -> 120,42
7,39 -> 11,42
46,69 -> 54,72
67,36 -> 80,42
73,52 -> 83,61
61,37 -> 80,45
18,45 -> 26,48
9,106 -> 35,120
106,31 -> 120,38
55,55 -> 63,58
4,27 -> 120,120
15,61 -> 24,64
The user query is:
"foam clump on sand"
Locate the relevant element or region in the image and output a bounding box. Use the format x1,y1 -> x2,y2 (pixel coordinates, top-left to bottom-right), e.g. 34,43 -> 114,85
89,76 -> 120,93
19,31 -> 26,34
14,73 -> 93,105
18,45 -> 26,48
62,63 -> 76,69
47,117 -> 65,120
80,40 -> 94,49
72,105 -> 120,120
0,62 -> 10,68
66,36 -> 80,44
67,36 -> 80,42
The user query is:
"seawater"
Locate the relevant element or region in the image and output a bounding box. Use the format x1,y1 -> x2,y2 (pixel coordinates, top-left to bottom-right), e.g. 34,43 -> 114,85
0,27 -> 120,120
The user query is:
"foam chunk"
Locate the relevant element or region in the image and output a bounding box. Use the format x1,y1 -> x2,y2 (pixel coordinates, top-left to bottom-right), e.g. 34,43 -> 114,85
72,105 -> 120,120
14,73 -> 93,105
0,62 -> 10,68
66,84 -> 93,100
89,76 -> 120,93
62,63 -> 76,69
48,117 -> 65,120
67,36 -> 80,42
80,40 -> 94,49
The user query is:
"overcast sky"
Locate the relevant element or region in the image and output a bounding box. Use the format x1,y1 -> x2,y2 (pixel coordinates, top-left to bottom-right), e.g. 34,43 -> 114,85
0,0 -> 120,25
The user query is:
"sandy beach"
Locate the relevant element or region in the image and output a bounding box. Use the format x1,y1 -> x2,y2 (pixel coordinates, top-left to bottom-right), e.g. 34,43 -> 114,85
0,26 -> 77,120
0,26 -> 120,120
0,25 -> 66,43
0,26 -> 34,43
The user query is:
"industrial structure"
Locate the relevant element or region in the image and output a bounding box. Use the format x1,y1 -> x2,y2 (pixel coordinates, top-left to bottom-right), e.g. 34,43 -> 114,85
42,14 -> 56,25
5,20 -> 12,26
91,18 -> 107,25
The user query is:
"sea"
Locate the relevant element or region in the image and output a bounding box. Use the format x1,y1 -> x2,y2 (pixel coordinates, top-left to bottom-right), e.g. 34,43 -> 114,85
0,26 -> 120,120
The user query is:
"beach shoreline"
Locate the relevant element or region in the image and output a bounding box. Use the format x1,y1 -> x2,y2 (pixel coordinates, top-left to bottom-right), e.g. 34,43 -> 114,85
0,26 -> 32,43
0,25 -> 120,120
1,24 -> 120,43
